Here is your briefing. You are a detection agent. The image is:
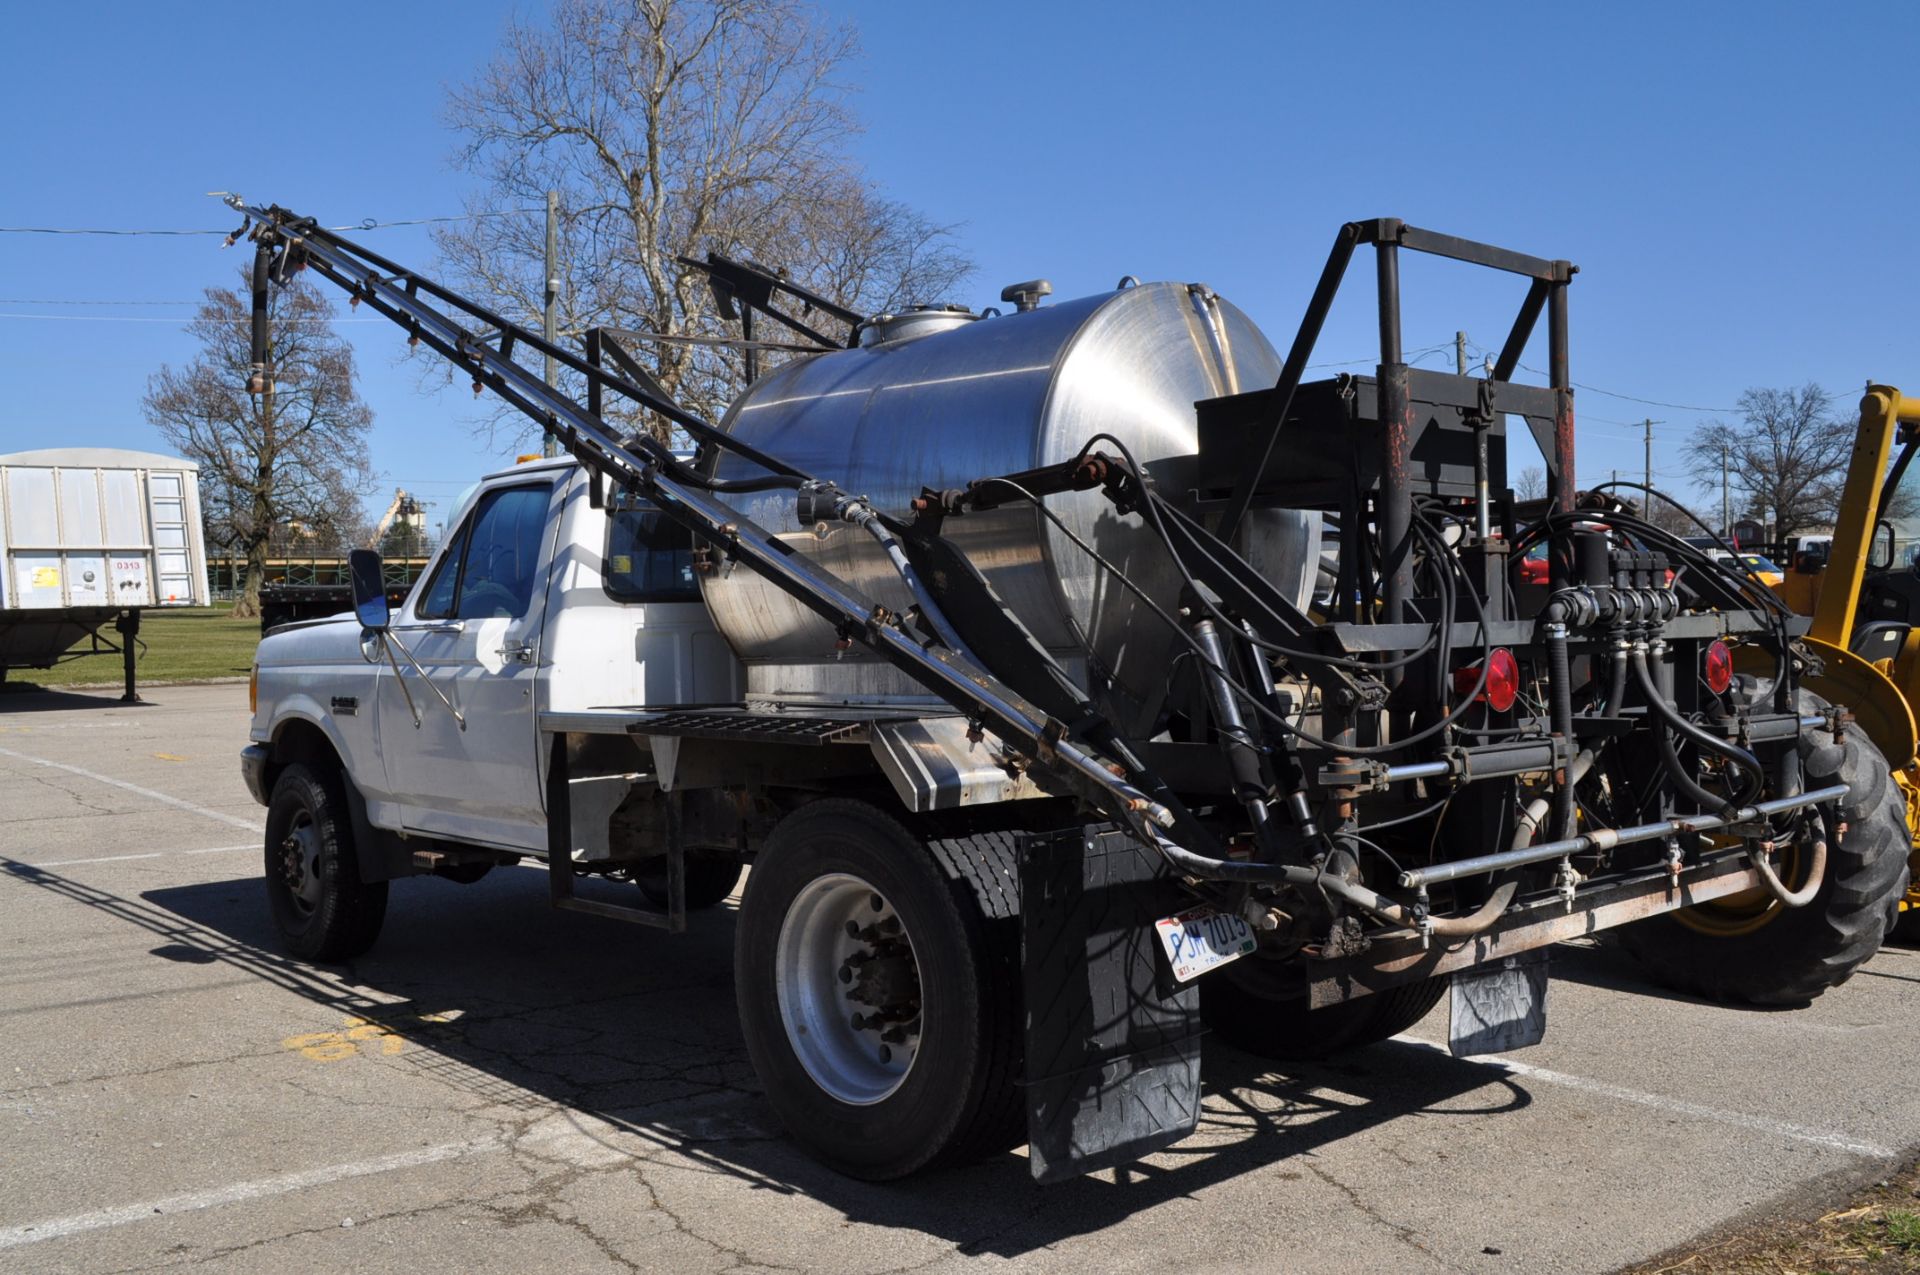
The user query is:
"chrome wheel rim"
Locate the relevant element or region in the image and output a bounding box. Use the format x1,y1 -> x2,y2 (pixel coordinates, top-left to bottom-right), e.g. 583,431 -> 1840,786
278,812 -> 323,916
774,872 -> 922,1105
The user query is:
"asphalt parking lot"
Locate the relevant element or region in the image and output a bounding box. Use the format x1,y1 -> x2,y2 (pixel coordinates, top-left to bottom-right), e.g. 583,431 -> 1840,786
5,683 -> 1920,1273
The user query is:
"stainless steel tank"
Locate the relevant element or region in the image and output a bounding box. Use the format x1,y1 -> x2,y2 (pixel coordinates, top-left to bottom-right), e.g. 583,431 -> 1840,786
702,280 -> 1319,727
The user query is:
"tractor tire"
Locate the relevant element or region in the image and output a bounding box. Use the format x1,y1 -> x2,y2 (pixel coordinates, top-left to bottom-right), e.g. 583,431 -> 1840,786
636,852 -> 743,910
1200,958 -> 1448,1060
734,800 -> 1021,1179
1615,687 -> 1906,1005
263,763 -> 388,963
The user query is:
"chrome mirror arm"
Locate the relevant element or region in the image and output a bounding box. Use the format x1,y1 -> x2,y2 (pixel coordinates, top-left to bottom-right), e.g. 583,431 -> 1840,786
378,631 -> 466,731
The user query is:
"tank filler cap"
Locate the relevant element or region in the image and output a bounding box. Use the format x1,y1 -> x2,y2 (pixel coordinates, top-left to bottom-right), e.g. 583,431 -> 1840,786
857,304 -> 978,348
999,279 -> 1052,313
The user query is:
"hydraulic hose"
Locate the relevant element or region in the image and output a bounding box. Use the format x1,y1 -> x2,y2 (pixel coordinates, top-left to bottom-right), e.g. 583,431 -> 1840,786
840,500 -> 974,657
1630,647 -> 1764,807
1750,834 -> 1827,908
1512,749 -> 1596,849
1144,830 -> 1512,938
1545,619 -> 1578,839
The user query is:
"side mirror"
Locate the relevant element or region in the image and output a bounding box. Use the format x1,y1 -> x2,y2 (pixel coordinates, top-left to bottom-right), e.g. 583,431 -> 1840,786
348,549 -> 390,630
1871,521 -> 1896,573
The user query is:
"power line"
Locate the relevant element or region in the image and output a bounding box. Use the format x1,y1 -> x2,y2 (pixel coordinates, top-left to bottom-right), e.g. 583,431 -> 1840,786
0,208 -> 539,237
0,313 -> 391,324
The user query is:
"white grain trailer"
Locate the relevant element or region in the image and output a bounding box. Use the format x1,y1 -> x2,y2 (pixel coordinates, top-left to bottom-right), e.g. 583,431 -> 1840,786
0,447 -> 209,700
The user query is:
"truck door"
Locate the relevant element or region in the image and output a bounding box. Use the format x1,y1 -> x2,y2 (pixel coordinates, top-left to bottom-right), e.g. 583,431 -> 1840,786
379,479 -> 561,849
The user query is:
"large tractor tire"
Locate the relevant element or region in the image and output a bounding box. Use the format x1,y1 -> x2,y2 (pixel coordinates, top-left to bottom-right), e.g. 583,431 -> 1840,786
1201,958 -> 1448,1059
1615,688 -> 1907,1005
263,763 -> 388,963
734,801 -> 1022,1179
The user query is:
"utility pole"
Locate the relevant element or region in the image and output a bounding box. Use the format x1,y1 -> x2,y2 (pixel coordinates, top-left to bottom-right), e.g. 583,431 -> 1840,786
1456,330 -> 1468,376
1642,417 -> 1654,495
1721,446 -> 1731,541
542,189 -> 559,458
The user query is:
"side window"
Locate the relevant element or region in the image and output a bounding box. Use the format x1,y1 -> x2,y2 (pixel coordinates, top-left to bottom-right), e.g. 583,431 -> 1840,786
604,503 -> 699,603
414,520 -> 470,620
454,486 -> 552,620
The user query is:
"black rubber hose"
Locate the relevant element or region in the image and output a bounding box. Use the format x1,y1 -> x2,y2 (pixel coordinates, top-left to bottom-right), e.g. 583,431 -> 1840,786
1545,617 -> 1578,840
1631,648 -> 1764,806
1656,717 -> 1743,817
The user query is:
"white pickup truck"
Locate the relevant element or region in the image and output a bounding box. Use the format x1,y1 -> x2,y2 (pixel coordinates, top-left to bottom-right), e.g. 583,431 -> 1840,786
242,455 -> 749,917
242,453 -> 1049,1179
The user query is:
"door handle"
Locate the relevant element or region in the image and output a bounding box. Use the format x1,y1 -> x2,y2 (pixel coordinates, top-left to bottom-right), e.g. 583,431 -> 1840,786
422,621 -> 466,635
498,639 -> 536,664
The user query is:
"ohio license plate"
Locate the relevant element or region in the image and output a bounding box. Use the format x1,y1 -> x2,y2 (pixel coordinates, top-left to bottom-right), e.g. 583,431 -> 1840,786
1154,906 -> 1257,982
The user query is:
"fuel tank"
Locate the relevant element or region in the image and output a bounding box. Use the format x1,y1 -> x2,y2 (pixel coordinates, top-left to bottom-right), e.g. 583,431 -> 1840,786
702,280 -> 1318,726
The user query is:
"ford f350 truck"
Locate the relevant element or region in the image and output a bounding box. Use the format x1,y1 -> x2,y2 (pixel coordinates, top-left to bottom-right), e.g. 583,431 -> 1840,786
233,202 -> 1907,1183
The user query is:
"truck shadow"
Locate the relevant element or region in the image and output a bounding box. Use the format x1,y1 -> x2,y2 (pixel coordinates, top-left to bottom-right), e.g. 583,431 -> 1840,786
0,685 -> 152,713
7,858 -> 1533,1258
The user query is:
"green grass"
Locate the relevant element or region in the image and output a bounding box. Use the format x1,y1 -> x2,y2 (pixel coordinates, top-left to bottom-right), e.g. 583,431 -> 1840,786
8,607 -> 261,688
1883,1210 -> 1920,1252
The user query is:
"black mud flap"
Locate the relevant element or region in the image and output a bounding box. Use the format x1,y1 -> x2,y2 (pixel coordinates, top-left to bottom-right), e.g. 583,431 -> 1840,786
1019,824 -> 1202,1184
1449,948 -> 1549,1056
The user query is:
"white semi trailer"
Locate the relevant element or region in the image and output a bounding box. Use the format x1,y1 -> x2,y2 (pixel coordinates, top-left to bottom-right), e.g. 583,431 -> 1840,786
0,446 -> 210,699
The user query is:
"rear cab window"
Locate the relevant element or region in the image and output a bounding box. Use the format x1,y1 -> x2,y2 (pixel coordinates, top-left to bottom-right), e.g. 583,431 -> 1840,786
603,493 -> 699,603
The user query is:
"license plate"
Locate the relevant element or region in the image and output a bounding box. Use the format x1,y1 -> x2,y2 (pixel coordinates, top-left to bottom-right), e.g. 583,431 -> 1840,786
1154,906 -> 1257,982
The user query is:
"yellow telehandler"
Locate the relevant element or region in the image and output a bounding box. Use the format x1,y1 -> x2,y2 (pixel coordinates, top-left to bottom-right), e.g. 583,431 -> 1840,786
1759,385 -> 1920,934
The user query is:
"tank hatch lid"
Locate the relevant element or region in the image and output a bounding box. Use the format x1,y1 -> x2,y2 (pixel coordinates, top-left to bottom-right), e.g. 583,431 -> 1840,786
857,304 -> 979,348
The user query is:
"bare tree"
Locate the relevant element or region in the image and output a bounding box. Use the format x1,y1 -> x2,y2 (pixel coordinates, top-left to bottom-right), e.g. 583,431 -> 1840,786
144,275 -> 375,617
435,0 -> 973,442
1686,385 -> 1850,541
1514,466 -> 1546,501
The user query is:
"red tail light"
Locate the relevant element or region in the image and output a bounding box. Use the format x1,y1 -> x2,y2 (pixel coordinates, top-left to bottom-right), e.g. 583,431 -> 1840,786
1704,640 -> 1733,694
1454,647 -> 1520,712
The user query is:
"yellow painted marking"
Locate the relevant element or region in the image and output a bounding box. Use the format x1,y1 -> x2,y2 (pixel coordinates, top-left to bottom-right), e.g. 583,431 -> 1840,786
153,753 -> 188,762
283,1011 -> 461,1062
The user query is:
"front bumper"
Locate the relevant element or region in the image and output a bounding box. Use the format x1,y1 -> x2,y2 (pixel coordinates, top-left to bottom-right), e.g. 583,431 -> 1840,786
240,744 -> 271,807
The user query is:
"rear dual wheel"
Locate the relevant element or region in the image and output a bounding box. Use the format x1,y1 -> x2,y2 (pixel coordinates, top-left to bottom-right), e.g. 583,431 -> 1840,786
734,801 -> 1021,1179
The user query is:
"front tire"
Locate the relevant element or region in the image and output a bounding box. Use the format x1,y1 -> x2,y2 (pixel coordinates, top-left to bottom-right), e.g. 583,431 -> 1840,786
734,800 -> 1021,1179
1615,688 -> 1907,1004
263,763 -> 388,962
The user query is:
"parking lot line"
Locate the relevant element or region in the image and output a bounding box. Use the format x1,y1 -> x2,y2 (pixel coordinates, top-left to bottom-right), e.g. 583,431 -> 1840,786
1394,1035 -> 1895,1158
25,843 -> 258,869
0,744 -> 260,833
0,1135 -> 510,1251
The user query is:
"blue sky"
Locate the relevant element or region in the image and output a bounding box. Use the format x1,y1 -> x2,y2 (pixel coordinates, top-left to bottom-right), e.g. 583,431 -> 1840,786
3,1 -> 1916,531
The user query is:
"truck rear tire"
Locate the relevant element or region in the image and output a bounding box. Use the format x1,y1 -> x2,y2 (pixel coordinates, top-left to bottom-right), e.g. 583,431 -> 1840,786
1615,688 -> 1907,1005
263,763 -> 388,963
1200,959 -> 1447,1059
635,853 -> 742,910
734,800 -> 1021,1179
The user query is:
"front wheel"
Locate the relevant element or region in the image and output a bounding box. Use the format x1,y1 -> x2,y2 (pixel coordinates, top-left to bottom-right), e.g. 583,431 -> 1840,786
263,763 -> 388,962
734,801 -> 1021,1179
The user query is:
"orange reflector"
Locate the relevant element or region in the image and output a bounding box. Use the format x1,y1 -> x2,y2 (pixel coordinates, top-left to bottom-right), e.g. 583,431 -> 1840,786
1704,640 -> 1733,694
516,453 -> 543,464
1453,647 -> 1519,712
